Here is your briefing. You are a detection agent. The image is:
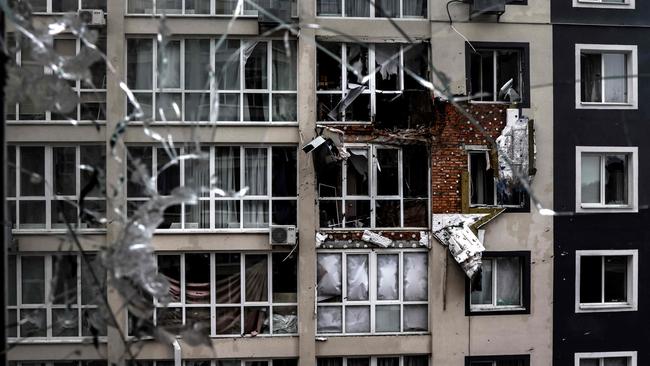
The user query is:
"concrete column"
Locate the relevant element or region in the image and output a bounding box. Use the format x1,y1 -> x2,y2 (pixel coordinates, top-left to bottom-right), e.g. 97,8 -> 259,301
105,0 -> 127,365
296,0 -> 318,362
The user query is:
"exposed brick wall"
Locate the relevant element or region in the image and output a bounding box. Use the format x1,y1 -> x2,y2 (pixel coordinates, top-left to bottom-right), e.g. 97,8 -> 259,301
431,102 -> 507,213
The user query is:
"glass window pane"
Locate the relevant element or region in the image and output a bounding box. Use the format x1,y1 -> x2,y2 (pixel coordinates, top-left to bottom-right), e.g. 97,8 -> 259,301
317,157 -> 342,197
83,308 -> 107,336
215,40 -> 241,90
317,0 -> 342,15
404,199 -> 428,227
319,200 -> 343,228
603,53 -> 627,103
580,256 -> 602,303
19,201 -> 46,229
581,53 -> 602,103
81,255 -> 105,304
377,254 -> 399,300
403,0 -> 426,16
273,306 -> 298,334
53,147 -> 76,195
8,146 -> 16,197
375,0 -> 398,17
155,92 -> 182,121
579,359 -> 600,366
80,145 -> 105,198
245,148 -> 268,195
157,0 -> 182,13
128,0 -> 154,13
469,151 -> 495,205
377,358 -> 399,366
243,93 -> 269,121
404,44 -> 428,89
345,306 -> 370,333
243,200 -> 269,228
156,307 -> 182,331
215,253 -> 241,304
273,252 -> 298,302
185,39 -> 211,90
27,0 -> 47,12
272,94 -> 297,121
403,356 -> 429,366
215,200 -> 241,228
8,309 -> 17,338
127,39 -> 153,90
158,255 -> 181,302
186,253 -> 210,303
346,254 -> 369,301
21,256 -> 45,304
375,305 -> 400,332
346,0 -> 369,16
215,0 -> 238,13
82,0 -> 108,10
185,93 -> 211,121
20,309 -> 46,337
347,149 -> 369,195
496,257 -> 522,306
317,43 -> 342,90
605,154 -> 627,204
51,199 -> 78,229
244,42 -> 268,89
52,255 -> 78,304
317,253 -> 342,302
20,146 -> 45,196
604,357 -> 629,366
216,93 -> 240,121
581,154 -> 601,204
9,256 -> 17,305
185,0 -> 211,13
156,147 -> 180,195
127,146 -> 153,197
245,255 -> 268,301
53,0 -> 79,12
216,307 -> 241,334
604,256 -> 627,302
471,258 -> 493,305
186,307 -> 210,338
272,40 -> 297,91
318,359 -> 343,366
404,252 -> 428,301
244,306 -> 269,334
317,306 -> 342,333
403,304 -> 427,331
52,309 -> 79,337
469,51 -> 494,101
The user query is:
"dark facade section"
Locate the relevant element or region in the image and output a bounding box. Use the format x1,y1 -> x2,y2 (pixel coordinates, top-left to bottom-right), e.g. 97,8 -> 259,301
551,0 -> 650,26
553,24 -> 650,366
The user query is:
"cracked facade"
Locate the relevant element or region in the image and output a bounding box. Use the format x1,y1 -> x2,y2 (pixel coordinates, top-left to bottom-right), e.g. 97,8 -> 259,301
4,0 -> 553,365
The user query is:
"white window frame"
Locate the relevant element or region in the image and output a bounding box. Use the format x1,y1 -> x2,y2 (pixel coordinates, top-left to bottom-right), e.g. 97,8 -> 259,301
575,250 -> 638,313
120,360 -> 298,366
575,146 -> 638,213
316,249 -> 429,336
469,256 -> 525,312
125,0 -> 299,17
148,252 -> 298,337
574,351 -> 637,366
7,37 -> 107,124
8,253 -> 103,342
316,43 -> 426,124
315,0 -> 428,18
317,356 -> 430,366
318,144 -> 430,229
8,145 -> 106,232
573,0 -> 634,9
30,0 -> 106,13
575,44 -> 638,110
125,145 -> 298,232
125,37 -> 297,125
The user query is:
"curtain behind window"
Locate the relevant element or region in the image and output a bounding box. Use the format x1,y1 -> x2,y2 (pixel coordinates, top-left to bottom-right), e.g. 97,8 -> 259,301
215,147 -> 240,228
346,0 -> 369,17
403,0 -> 425,16
375,0 -> 399,17
244,148 -> 268,227
581,53 -> 602,102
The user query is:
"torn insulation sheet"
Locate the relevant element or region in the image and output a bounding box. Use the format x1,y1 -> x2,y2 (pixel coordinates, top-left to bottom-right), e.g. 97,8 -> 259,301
432,214 -> 490,278
497,109 -> 532,183
361,230 -> 393,248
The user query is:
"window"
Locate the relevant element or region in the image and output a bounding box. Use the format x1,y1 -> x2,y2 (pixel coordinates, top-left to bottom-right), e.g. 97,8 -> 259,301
126,145 -> 297,230
7,37 -> 107,123
127,0 -> 298,16
466,43 -> 529,107
467,149 -> 528,208
7,145 -> 106,231
317,145 -> 429,229
316,0 -> 426,17
573,0 -> 634,9
126,360 -> 298,366
576,44 -> 637,109
15,0 -> 107,12
129,252 -> 297,336
316,42 -> 428,123
7,254 -> 107,340
575,250 -> 638,313
317,356 -> 429,366
467,252 -> 530,314
575,352 -> 637,366
10,362 -> 106,366
465,355 -> 530,366
316,250 -> 428,334
126,38 -> 297,123
575,146 -> 637,213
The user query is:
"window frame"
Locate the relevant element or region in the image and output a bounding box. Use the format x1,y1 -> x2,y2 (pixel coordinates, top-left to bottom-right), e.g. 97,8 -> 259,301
7,253 -> 104,342
7,36 -> 107,124
465,354 -> 530,366
575,44 -> 638,110
574,352 -> 637,366
575,249 -> 638,313
138,252 -> 298,337
318,144 -> 430,230
317,356 -> 430,366
465,251 -> 531,316
572,0 -> 634,9
125,0 -> 299,17
575,146 -> 638,213
28,0 -> 107,13
316,249 -> 429,336
125,145 -> 298,232
124,360 -> 299,366
464,42 -> 531,108
315,0 -> 428,18
8,145 -> 106,232
125,37 -> 298,124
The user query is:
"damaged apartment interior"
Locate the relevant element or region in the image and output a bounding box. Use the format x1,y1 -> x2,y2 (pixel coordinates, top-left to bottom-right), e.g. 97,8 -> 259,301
1,0 -> 556,365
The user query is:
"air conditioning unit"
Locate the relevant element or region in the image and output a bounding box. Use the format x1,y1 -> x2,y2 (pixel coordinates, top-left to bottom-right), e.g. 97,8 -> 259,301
468,0 -> 505,20
270,225 -> 297,245
78,9 -> 106,26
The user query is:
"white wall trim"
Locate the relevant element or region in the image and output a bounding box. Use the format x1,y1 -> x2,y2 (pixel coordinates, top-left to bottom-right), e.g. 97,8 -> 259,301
572,0 -> 635,9
575,249 -> 638,313
574,351 -> 637,366
575,146 -> 638,213
575,44 -> 638,110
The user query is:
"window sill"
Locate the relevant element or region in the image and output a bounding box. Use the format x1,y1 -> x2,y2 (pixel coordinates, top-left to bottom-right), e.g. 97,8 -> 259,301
468,306 -> 529,316
315,331 -> 429,337
8,336 -> 108,344
125,121 -> 299,126
576,204 -> 637,213
153,228 -> 271,234
125,13 -> 261,18
573,0 -> 634,8
576,102 -> 637,110
576,303 -> 637,313
7,121 -> 106,125
315,15 -> 427,20
12,229 -> 107,235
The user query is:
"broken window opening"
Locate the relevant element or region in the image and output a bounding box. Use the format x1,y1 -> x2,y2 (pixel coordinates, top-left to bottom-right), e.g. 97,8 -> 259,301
467,45 -> 527,105
469,150 -> 495,207
316,42 -> 429,124
316,250 -> 428,335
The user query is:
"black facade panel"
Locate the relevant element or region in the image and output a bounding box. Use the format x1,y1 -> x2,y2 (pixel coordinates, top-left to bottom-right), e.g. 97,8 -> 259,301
553,24 -> 650,366
552,0 -> 650,26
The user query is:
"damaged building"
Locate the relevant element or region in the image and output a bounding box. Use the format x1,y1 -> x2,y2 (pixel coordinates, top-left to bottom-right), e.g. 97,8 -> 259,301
5,0 -> 553,365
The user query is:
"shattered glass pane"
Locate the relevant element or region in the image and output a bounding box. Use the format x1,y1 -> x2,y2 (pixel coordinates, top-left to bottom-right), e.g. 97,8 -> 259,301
377,254 -> 399,300
403,199 -> 428,227
317,306 -> 342,333
403,253 -> 428,301
317,43 -> 342,90
346,254 -> 369,301
345,306 -> 370,333
345,200 -> 370,228
52,309 -> 78,337
21,309 -> 46,337
375,200 -> 400,227
317,253 -> 342,302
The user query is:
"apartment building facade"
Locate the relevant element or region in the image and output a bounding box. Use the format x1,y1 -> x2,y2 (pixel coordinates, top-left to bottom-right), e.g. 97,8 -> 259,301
5,0 -> 552,365
552,0 -> 650,365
